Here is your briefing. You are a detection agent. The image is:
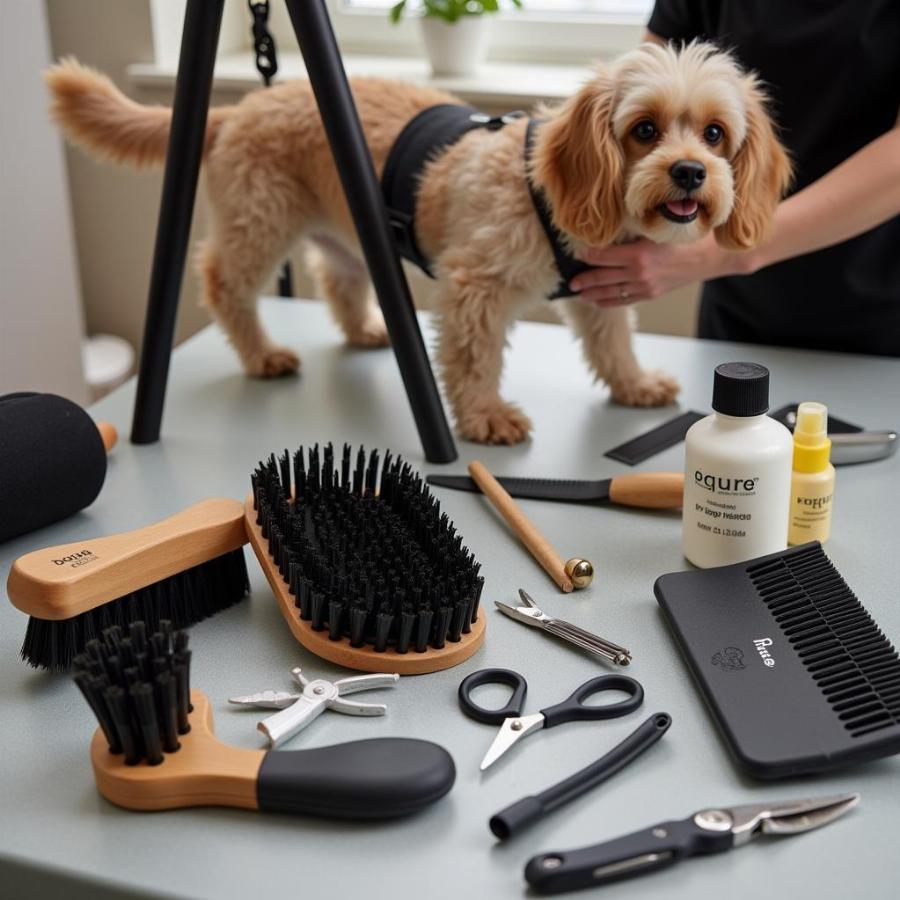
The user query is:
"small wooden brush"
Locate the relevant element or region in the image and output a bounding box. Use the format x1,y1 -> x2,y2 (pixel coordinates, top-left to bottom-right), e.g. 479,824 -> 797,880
7,499 -> 250,670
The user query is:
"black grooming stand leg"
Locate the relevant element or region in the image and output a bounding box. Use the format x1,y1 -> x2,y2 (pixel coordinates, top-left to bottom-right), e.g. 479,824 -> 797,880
131,0 -> 457,463
131,0 -> 224,444
283,0 -> 455,463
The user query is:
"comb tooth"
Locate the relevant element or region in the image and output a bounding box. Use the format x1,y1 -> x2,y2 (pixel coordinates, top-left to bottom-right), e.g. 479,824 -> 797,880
749,545 -> 900,738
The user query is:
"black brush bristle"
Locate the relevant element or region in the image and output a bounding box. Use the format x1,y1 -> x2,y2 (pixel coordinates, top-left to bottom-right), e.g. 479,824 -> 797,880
72,620 -> 192,765
22,548 -> 250,671
252,443 -> 484,654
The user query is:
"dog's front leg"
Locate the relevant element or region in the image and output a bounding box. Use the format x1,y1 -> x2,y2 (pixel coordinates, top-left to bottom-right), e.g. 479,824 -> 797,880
435,272 -> 531,445
561,300 -> 679,406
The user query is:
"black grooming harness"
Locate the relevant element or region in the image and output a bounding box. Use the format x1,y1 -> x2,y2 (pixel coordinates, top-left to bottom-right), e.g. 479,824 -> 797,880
381,104 -> 589,300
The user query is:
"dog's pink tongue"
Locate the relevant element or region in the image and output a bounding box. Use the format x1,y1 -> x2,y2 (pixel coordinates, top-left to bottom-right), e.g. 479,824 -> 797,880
666,199 -> 699,217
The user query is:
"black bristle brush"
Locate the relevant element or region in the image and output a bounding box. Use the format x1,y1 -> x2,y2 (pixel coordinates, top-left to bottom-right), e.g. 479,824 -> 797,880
244,443 -> 487,674
7,498 -> 250,670
76,619 -> 456,818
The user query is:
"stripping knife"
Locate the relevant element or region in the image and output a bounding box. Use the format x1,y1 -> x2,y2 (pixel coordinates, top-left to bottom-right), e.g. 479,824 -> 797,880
427,471 -> 683,509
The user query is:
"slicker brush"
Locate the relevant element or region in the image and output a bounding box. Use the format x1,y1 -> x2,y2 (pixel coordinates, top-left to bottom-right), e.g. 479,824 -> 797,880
245,443 -> 486,674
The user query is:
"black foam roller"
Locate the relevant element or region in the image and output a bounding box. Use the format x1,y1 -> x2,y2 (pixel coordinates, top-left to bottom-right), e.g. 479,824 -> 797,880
0,393 -> 107,542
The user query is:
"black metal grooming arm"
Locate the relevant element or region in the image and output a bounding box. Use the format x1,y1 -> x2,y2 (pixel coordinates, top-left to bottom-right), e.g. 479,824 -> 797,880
130,0 -> 457,464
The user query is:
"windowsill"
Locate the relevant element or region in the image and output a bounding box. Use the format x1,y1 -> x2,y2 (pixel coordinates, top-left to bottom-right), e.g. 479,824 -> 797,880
127,51 -> 593,107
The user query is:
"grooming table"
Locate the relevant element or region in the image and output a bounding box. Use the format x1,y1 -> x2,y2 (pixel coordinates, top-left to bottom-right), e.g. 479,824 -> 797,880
2,299 -> 897,899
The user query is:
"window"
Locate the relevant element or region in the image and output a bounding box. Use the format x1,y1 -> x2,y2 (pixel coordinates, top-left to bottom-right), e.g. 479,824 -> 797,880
316,0 -> 650,64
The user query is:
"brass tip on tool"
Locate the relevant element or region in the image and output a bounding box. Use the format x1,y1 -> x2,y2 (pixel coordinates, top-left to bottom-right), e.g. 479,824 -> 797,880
564,558 -> 594,589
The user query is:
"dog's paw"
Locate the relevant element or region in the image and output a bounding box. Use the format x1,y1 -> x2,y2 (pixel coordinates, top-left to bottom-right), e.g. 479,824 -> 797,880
245,346 -> 301,378
459,403 -> 532,445
345,314 -> 390,348
611,370 -> 680,407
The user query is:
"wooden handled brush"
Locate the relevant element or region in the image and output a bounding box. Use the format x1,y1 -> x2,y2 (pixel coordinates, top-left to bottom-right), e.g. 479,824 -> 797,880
246,444 -> 486,675
77,622 -> 455,818
7,499 -> 250,670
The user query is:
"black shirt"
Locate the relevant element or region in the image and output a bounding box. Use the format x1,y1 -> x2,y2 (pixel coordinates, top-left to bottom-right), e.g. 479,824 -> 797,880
648,0 -> 900,356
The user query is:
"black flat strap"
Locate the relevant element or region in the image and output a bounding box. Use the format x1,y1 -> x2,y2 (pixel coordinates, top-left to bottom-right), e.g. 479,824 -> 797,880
382,104 -> 483,278
524,119 -> 591,300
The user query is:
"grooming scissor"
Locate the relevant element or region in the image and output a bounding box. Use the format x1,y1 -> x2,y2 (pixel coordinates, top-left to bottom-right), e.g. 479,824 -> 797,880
229,666 -> 399,748
525,792 -> 860,893
458,667 -> 643,770
495,589 -> 632,666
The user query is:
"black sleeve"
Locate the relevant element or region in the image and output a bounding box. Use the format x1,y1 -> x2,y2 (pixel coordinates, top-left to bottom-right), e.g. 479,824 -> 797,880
647,0 -> 709,42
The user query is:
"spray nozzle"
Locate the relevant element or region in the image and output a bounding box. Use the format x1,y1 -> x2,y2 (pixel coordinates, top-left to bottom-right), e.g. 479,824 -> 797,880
794,402 -> 829,447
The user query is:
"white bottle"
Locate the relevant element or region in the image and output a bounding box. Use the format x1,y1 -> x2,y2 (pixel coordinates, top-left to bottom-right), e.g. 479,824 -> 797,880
683,362 -> 793,568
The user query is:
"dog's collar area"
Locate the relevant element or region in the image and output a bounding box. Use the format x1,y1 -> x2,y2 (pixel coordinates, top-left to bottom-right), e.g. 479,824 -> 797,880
381,104 -> 587,301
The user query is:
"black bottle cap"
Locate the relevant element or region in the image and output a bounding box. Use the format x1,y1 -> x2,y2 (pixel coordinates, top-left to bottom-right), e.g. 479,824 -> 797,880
712,362 -> 770,416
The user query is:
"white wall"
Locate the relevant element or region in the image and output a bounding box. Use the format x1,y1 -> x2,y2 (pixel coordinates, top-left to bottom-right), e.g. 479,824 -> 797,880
0,0 -> 88,403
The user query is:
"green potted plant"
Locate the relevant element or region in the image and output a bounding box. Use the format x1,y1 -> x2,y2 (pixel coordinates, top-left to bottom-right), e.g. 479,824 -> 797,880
390,1 -> 523,77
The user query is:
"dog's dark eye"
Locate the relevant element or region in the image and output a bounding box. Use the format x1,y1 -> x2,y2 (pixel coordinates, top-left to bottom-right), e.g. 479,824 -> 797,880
631,120 -> 657,142
704,124 -> 724,146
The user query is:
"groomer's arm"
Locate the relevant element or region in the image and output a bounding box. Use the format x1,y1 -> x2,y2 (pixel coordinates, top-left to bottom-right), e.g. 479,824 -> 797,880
573,41 -> 900,305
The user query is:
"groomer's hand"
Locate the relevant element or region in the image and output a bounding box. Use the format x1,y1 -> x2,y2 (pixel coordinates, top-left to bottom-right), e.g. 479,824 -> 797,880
570,235 -> 750,307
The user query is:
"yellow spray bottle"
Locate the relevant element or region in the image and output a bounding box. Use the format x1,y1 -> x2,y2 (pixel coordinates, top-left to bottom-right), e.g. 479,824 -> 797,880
788,402 -> 835,545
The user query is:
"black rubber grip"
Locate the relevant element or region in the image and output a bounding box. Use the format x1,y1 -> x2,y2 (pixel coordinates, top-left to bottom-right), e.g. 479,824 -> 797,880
257,737 -> 455,819
490,713 -> 671,840
525,814 -> 732,893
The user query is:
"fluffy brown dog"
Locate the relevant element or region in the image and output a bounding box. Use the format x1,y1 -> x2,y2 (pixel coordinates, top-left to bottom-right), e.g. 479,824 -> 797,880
46,42 -> 790,445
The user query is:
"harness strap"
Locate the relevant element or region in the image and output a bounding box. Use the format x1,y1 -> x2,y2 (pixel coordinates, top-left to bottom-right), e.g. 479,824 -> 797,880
382,104 -> 484,278
381,106 -> 589,299
524,119 -> 590,299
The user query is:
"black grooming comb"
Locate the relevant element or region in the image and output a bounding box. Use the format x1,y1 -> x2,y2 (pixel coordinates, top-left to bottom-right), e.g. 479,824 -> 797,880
247,444 -> 485,672
656,542 -> 900,777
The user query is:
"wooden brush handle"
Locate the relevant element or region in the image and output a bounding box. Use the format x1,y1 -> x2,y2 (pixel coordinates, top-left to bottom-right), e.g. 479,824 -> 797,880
92,690 -> 456,818
95,421 -> 118,452
608,472 -> 683,509
7,498 -> 246,620
468,460 -> 574,593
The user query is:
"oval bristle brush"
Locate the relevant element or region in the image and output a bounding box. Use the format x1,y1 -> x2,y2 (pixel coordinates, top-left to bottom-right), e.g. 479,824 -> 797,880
244,443 -> 486,674
7,498 -> 250,670
75,621 -> 456,818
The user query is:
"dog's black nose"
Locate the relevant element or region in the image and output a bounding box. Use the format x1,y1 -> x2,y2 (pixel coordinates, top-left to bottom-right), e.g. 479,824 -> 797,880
669,160 -> 706,192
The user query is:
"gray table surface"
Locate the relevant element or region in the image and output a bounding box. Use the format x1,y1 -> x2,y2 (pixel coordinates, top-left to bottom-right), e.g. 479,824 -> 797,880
2,299 -> 899,900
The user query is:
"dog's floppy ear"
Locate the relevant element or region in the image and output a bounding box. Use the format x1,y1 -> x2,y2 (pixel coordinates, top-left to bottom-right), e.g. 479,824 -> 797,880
532,71 -> 625,247
715,79 -> 792,250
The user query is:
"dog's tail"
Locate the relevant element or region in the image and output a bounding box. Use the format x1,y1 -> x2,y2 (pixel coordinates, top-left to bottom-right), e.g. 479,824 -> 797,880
45,58 -> 234,168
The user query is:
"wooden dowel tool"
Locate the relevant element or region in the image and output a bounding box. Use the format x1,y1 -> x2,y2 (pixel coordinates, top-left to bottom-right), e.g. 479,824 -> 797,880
468,460 -> 593,593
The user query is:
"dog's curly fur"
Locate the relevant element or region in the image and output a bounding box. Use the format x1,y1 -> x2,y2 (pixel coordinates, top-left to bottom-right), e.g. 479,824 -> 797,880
46,42 -> 790,444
